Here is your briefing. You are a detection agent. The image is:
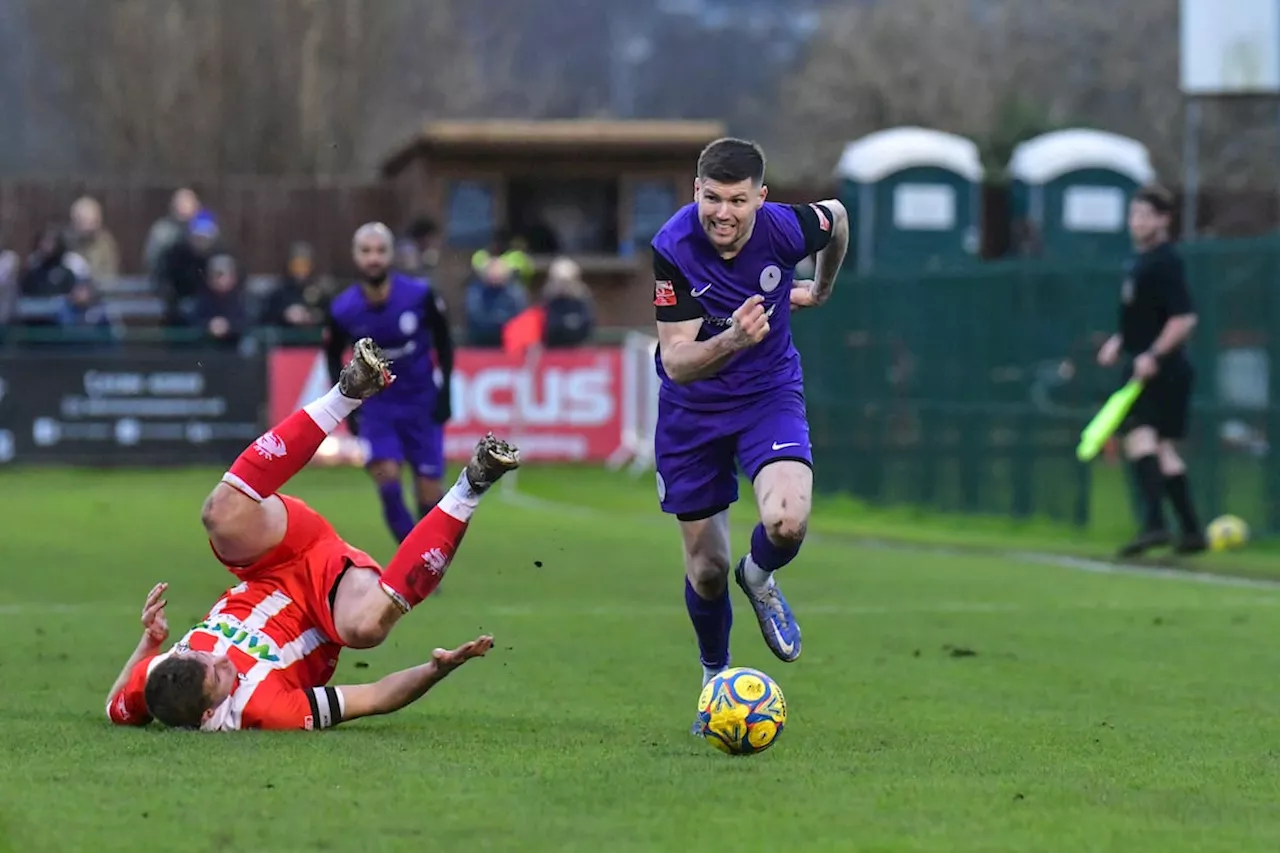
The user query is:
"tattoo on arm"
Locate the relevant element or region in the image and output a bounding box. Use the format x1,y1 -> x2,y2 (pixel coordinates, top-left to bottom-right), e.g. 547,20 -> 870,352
812,201 -> 849,304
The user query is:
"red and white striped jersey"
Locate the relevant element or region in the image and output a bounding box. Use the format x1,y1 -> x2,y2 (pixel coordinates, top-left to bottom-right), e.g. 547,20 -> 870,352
107,577 -> 347,731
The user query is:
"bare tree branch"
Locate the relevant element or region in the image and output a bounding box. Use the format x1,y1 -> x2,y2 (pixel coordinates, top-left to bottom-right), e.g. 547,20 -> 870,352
17,0 -> 497,176
777,0 -> 1277,190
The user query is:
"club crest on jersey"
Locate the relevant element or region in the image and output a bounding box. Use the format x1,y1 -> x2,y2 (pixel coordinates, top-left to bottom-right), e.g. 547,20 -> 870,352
759,264 -> 781,293
253,431 -> 287,460
654,280 -> 677,307
1121,278 -> 1134,304
399,310 -> 418,335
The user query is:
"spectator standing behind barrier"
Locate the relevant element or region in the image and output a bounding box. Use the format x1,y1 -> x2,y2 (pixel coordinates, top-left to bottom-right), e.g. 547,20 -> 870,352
500,257 -> 596,357
465,257 -> 527,347
156,213 -> 222,325
540,256 -> 594,348
193,254 -> 247,348
471,230 -> 535,287
144,187 -> 201,274
67,196 -> 121,285
264,241 -> 323,329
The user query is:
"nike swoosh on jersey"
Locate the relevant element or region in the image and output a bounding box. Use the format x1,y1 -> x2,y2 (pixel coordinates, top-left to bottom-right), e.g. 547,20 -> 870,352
691,283 -> 713,297
771,441 -> 801,450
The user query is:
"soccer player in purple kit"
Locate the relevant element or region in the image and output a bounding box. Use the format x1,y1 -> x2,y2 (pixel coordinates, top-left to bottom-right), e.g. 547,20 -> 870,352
325,222 -> 455,545
650,138 -> 849,718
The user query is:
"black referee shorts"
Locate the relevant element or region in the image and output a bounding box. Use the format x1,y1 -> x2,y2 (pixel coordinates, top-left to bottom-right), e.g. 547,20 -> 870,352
1121,359 -> 1194,441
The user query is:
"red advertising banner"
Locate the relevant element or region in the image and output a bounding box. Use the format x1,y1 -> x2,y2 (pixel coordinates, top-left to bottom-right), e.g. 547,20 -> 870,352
269,347 -> 627,462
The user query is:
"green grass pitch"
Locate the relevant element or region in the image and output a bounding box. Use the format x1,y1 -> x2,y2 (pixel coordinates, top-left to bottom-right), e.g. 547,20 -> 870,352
2,464 -> 1280,852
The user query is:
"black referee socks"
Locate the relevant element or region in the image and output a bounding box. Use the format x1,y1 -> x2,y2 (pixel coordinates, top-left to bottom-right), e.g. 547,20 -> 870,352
1133,455 -> 1167,532
1164,472 -> 1201,535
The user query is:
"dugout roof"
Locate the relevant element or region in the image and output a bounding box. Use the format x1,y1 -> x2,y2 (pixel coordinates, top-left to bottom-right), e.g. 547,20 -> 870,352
381,119 -> 726,177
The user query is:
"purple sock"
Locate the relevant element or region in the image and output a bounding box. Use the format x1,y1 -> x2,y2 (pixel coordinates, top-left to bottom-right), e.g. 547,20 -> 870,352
378,480 -> 416,543
685,577 -> 732,669
750,522 -> 802,572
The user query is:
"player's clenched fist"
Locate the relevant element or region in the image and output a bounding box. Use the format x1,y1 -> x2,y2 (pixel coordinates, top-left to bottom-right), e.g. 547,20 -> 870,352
730,294 -> 770,349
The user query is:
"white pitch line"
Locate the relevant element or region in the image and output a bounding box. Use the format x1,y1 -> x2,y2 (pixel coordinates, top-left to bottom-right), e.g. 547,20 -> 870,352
1011,551 -> 1280,591
479,598 -> 1280,618
498,490 -> 1280,593
4,597 -> 1276,620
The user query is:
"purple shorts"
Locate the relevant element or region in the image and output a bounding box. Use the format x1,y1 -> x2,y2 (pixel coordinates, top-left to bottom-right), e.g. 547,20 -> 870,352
359,398 -> 445,479
654,388 -> 812,519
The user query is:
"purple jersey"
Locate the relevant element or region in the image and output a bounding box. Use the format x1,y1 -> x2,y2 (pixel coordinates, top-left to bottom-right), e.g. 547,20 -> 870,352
325,274 -> 454,476
651,201 -> 832,412
651,201 -> 833,518
327,274 -> 444,403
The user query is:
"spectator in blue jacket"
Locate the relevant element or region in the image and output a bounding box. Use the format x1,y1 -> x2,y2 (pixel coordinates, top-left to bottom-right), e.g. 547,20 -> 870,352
465,257 -> 527,348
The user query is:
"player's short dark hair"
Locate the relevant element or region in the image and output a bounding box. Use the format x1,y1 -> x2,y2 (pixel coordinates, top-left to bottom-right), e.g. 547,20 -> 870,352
144,657 -> 211,729
697,137 -> 766,186
1134,184 -> 1174,215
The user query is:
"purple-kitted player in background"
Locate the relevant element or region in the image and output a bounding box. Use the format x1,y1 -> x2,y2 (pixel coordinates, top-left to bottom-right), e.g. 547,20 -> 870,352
325,223 -> 455,544
650,138 -> 849,721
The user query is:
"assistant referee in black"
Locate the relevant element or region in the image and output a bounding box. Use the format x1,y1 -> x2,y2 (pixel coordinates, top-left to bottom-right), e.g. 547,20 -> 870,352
1097,185 -> 1206,556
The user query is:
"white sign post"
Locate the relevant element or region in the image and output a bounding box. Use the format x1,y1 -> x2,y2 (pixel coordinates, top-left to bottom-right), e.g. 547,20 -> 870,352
1179,0 -> 1280,238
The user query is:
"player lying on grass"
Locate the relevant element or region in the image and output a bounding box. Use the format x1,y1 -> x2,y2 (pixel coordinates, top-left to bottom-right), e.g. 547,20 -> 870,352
105,338 -> 520,731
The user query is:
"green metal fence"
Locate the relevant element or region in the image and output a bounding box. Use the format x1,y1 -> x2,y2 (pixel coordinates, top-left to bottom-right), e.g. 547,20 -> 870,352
795,236 -> 1280,537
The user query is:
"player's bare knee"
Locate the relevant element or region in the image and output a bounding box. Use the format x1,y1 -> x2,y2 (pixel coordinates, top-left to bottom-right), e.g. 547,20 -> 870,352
686,551 -> 730,595
367,461 -> 400,486
340,613 -> 392,650
415,478 -> 444,507
766,513 -> 808,549
1158,442 -> 1186,476
1124,428 -> 1158,458
759,498 -> 809,548
201,484 -> 244,536
336,593 -> 396,649
333,570 -> 399,649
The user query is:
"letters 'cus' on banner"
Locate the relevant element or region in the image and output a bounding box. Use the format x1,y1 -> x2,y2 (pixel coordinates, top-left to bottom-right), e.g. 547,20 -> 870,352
268,346 -> 628,463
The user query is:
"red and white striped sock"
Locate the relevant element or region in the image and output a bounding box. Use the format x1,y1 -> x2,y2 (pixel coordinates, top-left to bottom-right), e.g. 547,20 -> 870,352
221,385 -> 360,502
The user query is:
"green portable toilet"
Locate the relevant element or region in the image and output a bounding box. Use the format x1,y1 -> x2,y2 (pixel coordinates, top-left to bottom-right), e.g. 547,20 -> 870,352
834,127 -> 983,274
1008,129 -> 1154,260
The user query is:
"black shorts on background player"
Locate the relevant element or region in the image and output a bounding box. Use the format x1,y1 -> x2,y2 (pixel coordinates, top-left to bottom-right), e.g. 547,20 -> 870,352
1121,357 -> 1192,440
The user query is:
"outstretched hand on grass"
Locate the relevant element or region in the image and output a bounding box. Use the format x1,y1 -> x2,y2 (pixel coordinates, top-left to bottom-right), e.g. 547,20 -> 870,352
433,635 -> 493,672
140,582 -> 169,647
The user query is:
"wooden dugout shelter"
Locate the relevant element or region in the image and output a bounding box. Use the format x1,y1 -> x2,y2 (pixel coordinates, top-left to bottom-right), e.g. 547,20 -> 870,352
380,119 -> 726,327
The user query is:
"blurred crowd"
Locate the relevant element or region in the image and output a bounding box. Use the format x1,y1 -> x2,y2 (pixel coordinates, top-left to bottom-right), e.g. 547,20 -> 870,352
0,188 -> 594,352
